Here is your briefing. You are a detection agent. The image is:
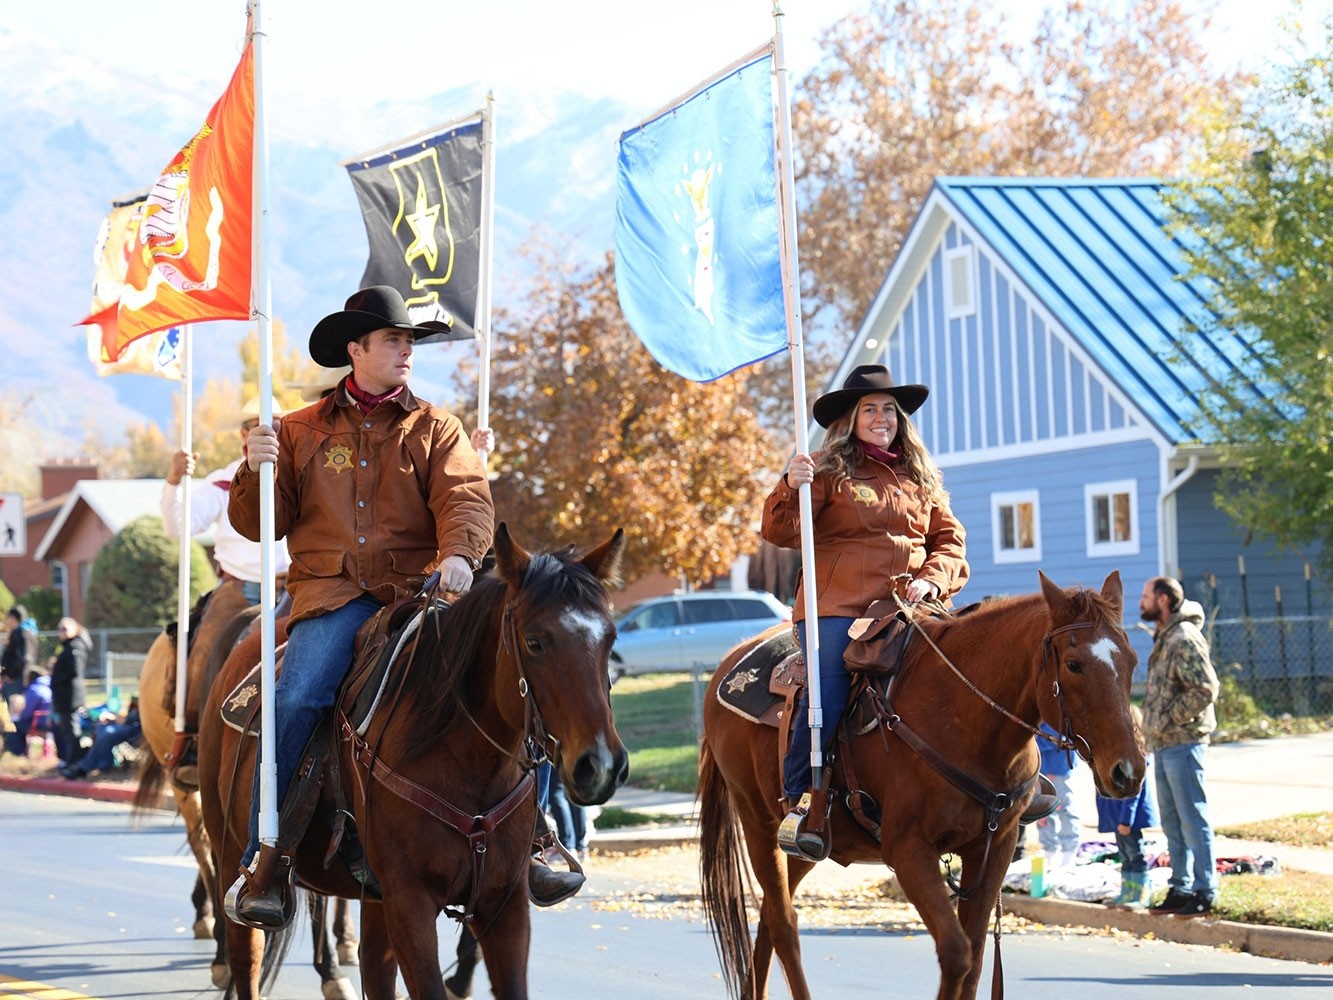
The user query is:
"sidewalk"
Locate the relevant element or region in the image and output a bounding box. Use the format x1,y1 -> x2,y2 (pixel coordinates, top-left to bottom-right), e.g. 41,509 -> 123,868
4,733 -> 1331,963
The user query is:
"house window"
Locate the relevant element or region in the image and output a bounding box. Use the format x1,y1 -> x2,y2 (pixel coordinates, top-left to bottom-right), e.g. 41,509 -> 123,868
50,560 -> 69,617
945,245 -> 976,318
992,490 -> 1041,564
1086,479 -> 1139,557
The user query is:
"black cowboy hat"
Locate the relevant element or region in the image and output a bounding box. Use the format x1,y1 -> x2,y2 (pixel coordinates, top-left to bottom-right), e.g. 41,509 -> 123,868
812,364 -> 928,428
308,286 -> 453,368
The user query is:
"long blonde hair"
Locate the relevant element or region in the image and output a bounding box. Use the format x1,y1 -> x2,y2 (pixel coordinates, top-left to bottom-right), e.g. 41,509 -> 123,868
816,399 -> 949,506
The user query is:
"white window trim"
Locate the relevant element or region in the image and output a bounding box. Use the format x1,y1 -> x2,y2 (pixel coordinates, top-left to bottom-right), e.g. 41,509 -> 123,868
944,244 -> 976,319
1085,478 -> 1140,558
992,489 -> 1042,564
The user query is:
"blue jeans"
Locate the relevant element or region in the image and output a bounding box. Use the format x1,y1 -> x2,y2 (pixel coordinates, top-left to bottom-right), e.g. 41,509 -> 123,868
1154,741 -> 1217,899
549,774 -> 588,851
1115,828 -> 1148,876
782,617 -> 855,800
243,595 -> 381,866
1036,771 -> 1083,853
74,720 -> 142,773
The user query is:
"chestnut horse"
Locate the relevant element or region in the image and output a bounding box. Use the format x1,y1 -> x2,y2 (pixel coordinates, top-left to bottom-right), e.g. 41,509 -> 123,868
200,524 -> 629,1000
699,571 -> 1145,1000
134,608 -> 360,998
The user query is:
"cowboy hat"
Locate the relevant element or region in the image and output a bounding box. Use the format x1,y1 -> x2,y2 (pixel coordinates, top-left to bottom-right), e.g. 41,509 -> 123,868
308,286 -> 452,368
290,366 -> 351,403
235,395 -> 286,427
812,364 -> 928,428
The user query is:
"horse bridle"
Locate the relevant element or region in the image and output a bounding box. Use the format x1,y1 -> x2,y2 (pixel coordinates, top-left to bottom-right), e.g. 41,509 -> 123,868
895,593 -> 1095,763
340,595 -> 550,929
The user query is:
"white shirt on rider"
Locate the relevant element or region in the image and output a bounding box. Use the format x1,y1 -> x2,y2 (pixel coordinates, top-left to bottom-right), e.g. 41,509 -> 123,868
160,457 -> 291,583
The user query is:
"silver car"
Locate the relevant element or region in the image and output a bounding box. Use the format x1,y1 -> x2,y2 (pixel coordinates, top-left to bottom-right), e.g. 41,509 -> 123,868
610,590 -> 791,680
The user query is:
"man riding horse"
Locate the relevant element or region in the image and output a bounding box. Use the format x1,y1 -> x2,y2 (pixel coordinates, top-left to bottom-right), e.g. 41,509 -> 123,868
159,395 -> 292,786
224,285 -> 582,928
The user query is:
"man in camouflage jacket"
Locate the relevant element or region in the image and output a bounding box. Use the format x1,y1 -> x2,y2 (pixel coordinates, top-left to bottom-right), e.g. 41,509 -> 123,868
1138,576 -> 1220,918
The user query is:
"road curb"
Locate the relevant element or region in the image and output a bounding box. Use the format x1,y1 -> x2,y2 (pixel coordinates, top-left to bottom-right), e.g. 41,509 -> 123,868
1000,893 -> 1333,965
0,773 -> 172,809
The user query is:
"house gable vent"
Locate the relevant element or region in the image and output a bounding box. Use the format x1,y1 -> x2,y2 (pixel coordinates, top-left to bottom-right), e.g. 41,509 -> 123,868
945,245 -> 976,319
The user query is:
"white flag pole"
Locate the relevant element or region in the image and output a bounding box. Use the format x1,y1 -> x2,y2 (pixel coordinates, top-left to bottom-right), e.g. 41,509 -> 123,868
248,0 -> 279,851
173,326 -> 193,736
475,94 -> 497,463
771,2 -> 824,790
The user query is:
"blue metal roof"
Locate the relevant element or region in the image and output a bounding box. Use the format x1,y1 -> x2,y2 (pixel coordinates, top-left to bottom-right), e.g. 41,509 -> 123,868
933,178 -> 1273,444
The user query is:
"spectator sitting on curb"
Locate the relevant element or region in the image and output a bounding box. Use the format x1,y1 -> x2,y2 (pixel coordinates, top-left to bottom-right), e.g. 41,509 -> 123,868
60,697 -> 142,780
4,670 -> 52,756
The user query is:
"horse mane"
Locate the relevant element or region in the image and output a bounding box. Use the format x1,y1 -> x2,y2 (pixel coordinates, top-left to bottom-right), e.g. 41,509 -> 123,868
922,581 -> 1120,646
395,544 -> 613,756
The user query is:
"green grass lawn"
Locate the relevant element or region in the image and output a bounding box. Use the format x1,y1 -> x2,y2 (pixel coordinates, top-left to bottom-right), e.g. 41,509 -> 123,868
610,673 -> 703,793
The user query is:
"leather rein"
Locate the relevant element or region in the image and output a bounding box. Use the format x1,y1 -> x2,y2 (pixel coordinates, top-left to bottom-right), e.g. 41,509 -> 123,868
338,596 -> 549,924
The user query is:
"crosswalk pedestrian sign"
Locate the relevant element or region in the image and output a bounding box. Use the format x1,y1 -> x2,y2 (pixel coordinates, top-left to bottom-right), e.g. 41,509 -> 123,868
0,493 -> 26,556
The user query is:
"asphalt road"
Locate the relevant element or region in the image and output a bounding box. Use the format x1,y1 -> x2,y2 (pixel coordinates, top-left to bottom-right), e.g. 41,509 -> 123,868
3,791 -> 1332,999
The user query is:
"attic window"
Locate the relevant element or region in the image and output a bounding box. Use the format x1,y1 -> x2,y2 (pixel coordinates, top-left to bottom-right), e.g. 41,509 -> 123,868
945,245 -> 976,319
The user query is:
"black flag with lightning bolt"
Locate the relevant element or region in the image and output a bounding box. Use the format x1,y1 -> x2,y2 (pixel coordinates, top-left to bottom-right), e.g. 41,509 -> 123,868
345,117 -> 484,340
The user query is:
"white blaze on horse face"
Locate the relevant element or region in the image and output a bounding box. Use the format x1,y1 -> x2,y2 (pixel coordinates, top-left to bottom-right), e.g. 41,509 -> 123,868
561,608 -> 611,648
1088,636 -> 1120,672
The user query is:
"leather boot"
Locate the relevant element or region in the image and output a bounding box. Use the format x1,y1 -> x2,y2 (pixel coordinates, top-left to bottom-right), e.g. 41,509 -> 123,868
777,791 -> 830,862
1019,773 -> 1059,824
527,854 -> 585,907
224,845 -> 296,930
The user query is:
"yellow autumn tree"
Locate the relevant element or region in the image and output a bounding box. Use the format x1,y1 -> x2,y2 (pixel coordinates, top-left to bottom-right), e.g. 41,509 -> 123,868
476,249 -> 777,587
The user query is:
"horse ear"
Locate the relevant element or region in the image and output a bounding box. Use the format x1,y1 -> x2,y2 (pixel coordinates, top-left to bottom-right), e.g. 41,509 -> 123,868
493,522 -> 531,585
1101,569 -> 1123,612
581,528 -> 626,587
1039,570 -> 1072,619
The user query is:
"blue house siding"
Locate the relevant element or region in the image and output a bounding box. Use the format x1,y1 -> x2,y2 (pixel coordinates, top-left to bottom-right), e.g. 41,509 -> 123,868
892,223 -> 1143,463
942,439 -> 1160,595
1175,469 -> 1328,620
942,439 -> 1161,676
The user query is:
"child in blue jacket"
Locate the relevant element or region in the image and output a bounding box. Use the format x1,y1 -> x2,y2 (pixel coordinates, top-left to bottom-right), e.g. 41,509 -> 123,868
1097,706 -> 1158,908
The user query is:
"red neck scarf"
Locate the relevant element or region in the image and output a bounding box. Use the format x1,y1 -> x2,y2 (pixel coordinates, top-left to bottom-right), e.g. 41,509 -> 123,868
861,441 -> 901,466
345,377 -> 404,415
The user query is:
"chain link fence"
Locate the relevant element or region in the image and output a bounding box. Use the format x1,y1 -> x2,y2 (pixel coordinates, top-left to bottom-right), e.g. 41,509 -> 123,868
1207,615 -> 1333,718
6,627 -> 162,706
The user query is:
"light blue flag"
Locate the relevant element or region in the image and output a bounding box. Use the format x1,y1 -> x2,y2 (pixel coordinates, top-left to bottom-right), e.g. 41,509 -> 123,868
615,48 -> 786,382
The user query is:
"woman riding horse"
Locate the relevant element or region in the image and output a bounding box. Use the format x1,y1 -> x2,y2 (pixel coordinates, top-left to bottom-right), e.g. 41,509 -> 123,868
760,364 -> 976,858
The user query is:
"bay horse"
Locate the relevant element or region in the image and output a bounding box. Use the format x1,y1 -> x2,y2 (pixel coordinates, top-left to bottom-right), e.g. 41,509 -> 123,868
199,524 -> 629,1000
134,609 -> 360,999
699,571 -> 1145,1000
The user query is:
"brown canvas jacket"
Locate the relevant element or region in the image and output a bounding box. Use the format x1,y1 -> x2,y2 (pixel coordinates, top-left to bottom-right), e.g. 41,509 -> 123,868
229,382 -> 493,625
760,454 -> 968,621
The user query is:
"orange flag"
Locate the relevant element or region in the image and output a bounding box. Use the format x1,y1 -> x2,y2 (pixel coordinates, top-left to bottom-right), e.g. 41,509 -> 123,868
79,42 -> 254,360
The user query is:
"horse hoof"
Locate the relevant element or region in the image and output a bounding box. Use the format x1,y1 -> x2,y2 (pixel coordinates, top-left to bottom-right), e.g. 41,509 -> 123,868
193,916 -> 215,940
323,977 -> 357,1000
210,963 -> 232,989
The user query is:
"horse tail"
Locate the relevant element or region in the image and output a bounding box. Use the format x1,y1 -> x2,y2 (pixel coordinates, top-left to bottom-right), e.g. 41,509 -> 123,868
131,747 -> 167,821
698,741 -> 751,1000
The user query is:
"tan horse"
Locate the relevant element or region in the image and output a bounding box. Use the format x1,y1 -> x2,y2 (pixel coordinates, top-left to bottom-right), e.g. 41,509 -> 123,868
699,571 -> 1146,1000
